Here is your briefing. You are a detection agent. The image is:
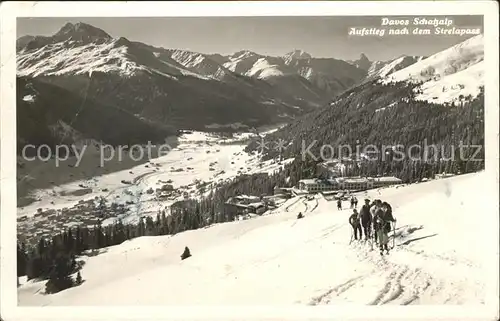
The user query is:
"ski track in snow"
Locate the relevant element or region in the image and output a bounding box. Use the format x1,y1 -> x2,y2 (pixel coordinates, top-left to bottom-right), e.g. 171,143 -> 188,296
310,241 -> 443,306
311,226 -> 489,306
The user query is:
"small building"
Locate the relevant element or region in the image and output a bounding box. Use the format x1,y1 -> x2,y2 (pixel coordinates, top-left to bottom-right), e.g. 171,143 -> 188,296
161,184 -> 174,191
224,195 -> 267,217
224,202 -> 249,216
273,187 -> 293,197
261,196 -> 279,207
247,202 -> 267,215
228,195 -> 261,205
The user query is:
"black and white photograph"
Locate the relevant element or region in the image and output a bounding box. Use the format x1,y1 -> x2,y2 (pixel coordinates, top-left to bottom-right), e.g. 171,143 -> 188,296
1,1 -> 499,320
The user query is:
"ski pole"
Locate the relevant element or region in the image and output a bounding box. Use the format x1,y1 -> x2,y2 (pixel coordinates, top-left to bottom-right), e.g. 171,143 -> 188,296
392,220 -> 396,249
348,225 -> 354,245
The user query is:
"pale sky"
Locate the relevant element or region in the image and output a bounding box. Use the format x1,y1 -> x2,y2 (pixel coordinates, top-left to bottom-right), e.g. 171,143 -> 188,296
17,16 -> 483,61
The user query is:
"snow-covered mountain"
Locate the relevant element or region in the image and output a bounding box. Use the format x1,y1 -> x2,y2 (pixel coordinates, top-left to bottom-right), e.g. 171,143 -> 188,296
18,170 -> 499,309
17,23 -> 329,134
349,53 -> 372,71
221,49 -> 366,97
347,53 -> 425,82
282,49 -> 312,64
344,35 -> 484,104
383,34 -> 484,104
246,34 -> 485,164
16,22 -> 377,136
367,55 -> 425,80
286,56 -> 368,94
167,49 -> 233,81
221,50 -> 323,103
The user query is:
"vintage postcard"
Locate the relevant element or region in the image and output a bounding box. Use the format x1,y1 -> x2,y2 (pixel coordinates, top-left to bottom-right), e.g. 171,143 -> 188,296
1,1 -> 498,321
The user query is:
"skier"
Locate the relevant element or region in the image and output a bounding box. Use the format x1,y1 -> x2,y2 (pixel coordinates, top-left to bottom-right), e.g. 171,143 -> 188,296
370,199 -> 382,217
370,199 -> 383,245
381,201 -> 393,218
353,197 -> 358,208
337,198 -> 342,211
381,201 -> 395,239
374,203 -> 396,255
350,196 -> 355,209
349,209 -> 362,240
358,199 -> 372,241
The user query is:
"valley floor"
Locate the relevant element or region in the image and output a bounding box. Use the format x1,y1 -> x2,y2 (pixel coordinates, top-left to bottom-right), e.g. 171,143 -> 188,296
17,130 -> 293,244
18,171 -> 499,308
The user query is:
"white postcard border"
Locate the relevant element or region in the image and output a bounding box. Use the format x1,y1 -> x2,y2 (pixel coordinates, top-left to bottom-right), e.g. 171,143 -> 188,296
1,1 -> 498,320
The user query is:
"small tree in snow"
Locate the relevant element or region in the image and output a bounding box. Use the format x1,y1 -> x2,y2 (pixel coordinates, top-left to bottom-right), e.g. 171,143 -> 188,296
180,246 -> 191,260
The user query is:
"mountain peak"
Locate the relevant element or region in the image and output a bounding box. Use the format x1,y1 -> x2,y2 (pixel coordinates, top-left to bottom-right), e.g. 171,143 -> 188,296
284,50 -> 312,59
54,22 -> 112,41
232,50 -> 258,59
352,53 -> 371,71
359,53 -> 369,62
283,50 -> 312,64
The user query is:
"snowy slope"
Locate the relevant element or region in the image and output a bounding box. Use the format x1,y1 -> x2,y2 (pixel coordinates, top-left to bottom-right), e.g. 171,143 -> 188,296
223,50 -> 263,75
282,49 -> 312,65
245,57 -> 289,79
15,22 -> 331,130
168,49 -> 233,81
223,50 -> 366,97
16,21 -> 365,114
383,34 -> 484,104
18,171 -> 499,308
415,60 -> 484,104
349,54 -> 424,82
367,55 -> 425,80
224,53 -> 294,80
17,39 -> 149,77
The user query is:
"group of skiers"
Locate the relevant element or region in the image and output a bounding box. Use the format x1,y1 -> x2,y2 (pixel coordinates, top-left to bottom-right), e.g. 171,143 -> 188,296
337,196 -> 358,211
350,196 -> 358,208
348,198 -> 396,255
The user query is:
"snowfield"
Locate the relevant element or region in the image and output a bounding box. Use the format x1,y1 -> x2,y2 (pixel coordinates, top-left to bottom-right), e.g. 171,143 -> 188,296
18,170 -> 499,310
383,34 -> 484,104
17,40 -> 147,77
414,61 -> 484,104
245,57 -> 288,80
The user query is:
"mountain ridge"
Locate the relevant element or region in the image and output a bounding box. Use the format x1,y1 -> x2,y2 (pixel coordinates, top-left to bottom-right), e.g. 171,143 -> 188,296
17,22 -> 483,155
245,34 -> 484,163
382,34 -> 484,104
17,22 -> 369,135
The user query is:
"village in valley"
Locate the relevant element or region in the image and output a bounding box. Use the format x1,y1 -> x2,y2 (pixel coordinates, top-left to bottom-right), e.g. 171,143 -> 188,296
17,145 -> 460,247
